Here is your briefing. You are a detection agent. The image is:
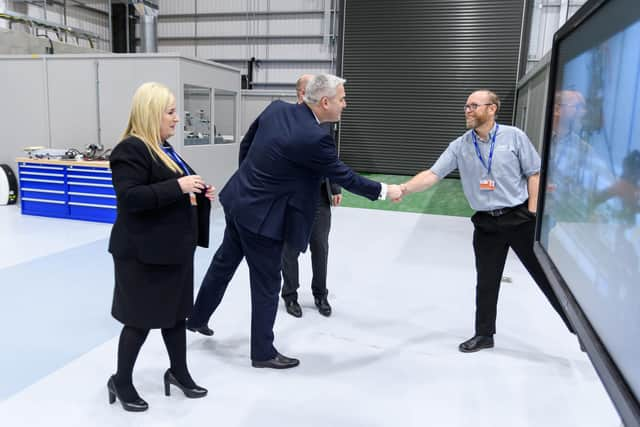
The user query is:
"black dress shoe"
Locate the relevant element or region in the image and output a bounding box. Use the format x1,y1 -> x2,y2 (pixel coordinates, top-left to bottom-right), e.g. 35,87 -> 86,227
107,376 -> 148,412
459,335 -> 494,353
314,296 -> 332,317
285,300 -> 302,318
186,323 -> 214,336
252,353 -> 300,369
163,369 -> 208,398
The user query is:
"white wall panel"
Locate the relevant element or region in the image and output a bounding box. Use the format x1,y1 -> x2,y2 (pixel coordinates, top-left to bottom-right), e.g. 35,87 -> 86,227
187,0 -> 325,14
160,0 -> 196,14
156,0 -> 336,89
267,0 -> 325,12
253,63 -> 331,84
262,41 -> 332,59
158,44 -> 196,57
46,59 -> 99,150
526,0 -> 588,71
241,91 -> 296,131
194,41 -> 332,61
195,0 -> 240,14
194,43 -> 250,59
158,21 -> 196,37
193,17 -> 323,36
0,59 -> 48,167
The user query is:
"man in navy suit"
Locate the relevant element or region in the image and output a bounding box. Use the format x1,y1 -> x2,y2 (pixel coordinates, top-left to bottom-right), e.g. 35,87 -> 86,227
281,74 -> 342,318
187,74 -> 402,369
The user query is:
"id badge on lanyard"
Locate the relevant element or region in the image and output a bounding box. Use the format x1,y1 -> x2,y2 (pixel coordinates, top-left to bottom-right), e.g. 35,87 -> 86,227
479,179 -> 495,191
473,125 -> 499,191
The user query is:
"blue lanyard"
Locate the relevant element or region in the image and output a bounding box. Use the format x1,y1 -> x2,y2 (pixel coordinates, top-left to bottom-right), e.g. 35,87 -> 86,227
471,124 -> 499,175
161,145 -> 190,175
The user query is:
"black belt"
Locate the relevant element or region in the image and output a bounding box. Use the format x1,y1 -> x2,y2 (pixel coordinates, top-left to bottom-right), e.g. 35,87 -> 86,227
483,206 -> 515,217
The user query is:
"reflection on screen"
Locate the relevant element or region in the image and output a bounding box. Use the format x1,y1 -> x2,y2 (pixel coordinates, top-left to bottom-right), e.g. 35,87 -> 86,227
540,14 -> 640,401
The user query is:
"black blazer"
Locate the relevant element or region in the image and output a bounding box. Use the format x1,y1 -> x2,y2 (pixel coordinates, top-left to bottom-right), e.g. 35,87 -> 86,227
108,136 -> 211,265
220,101 -> 380,252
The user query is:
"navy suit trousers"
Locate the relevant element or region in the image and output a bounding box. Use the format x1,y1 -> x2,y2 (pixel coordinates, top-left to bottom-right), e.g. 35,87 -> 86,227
188,214 -> 283,361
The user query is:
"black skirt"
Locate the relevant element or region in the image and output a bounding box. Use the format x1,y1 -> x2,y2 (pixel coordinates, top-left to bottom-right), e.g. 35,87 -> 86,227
111,255 -> 194,329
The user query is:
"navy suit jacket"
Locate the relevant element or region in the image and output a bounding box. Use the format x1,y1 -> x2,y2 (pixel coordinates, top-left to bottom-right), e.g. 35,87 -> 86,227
219,100 -> 381,252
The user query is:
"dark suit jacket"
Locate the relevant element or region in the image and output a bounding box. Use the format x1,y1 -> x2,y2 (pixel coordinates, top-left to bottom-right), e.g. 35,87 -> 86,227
319,122 -> 341,205
220,100 -> 380,252
108,136 -> 211,265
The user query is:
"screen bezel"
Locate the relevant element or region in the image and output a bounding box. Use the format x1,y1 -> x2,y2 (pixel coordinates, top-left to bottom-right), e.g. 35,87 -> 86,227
534,0 -> 640,425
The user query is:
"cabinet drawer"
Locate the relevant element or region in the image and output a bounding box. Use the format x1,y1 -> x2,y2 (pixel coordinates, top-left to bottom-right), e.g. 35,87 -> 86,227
67,166 -> 112,176
68,192 -> 116,206
21,198 -> 69,217
19,170 -> 66,179
19,163 -> 66,174
21,188 -> 67,202
66,167 -> 113,184
19,178 -> 66,192
69,202 -> 117,223
67,181 -> 115,195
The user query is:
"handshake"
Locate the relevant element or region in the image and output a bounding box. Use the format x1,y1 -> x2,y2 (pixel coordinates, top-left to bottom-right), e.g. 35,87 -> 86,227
386,183 -> 408,202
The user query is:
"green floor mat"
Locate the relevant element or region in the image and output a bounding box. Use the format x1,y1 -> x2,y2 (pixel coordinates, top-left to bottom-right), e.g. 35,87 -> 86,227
339,174 -> 473,217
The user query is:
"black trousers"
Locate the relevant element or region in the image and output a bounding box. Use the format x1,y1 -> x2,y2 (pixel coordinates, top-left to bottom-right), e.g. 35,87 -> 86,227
471,203 -> 574,336
188,214 -> 283,362
281,188 -> 332,302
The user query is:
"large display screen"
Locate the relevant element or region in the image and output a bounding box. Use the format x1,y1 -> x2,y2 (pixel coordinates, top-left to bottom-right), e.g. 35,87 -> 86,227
535,0 -> 640,424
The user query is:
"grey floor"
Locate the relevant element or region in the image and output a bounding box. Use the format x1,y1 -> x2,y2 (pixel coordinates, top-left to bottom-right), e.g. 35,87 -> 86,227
0,204 -> 621,426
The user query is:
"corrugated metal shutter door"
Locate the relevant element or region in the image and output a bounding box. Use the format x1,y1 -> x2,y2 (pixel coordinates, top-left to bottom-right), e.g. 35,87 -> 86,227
339,0 -> 525,175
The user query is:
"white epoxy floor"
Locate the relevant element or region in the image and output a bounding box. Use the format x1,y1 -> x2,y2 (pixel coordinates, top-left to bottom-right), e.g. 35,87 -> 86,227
0,204 -> 621,426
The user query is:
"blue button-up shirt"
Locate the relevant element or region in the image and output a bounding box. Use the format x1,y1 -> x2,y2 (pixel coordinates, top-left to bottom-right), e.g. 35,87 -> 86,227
430,123 -> 540,211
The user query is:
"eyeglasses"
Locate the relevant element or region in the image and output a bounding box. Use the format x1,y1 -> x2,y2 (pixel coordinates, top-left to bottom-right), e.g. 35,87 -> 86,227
464,103 -> 494,112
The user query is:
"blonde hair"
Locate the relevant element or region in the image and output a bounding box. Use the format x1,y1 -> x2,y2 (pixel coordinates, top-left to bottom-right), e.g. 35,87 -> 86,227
119,82 -> 182,174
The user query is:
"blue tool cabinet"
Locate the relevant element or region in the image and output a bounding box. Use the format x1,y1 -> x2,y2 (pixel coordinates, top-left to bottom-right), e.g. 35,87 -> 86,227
17,158 -> 116,224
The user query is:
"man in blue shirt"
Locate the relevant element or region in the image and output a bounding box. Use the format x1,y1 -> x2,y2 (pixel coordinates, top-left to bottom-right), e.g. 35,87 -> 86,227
397,90 -> 575,352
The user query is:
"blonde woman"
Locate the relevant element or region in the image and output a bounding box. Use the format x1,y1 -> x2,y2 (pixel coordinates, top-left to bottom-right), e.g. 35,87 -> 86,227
107,82 -> 214,411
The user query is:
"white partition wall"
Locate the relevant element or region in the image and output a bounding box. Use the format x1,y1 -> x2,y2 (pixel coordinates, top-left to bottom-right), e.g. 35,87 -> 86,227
0,53 -> 241,195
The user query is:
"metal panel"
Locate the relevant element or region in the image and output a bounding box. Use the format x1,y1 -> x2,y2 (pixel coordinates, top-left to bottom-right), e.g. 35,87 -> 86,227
155,0 -> 338,90
523,68 -> 549,152
339,0 -> 525,175
160,0 -> 195,14
179,58 -> 242,192
0,59 -> 48,167
240,91 -> 296,132
97,57 -> 179,148
46,59 -> 99,151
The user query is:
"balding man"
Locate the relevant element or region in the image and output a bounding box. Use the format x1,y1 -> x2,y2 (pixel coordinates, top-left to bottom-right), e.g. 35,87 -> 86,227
187,74 -> 402,368
397,90 -> 575,353
281,74 -> 342,318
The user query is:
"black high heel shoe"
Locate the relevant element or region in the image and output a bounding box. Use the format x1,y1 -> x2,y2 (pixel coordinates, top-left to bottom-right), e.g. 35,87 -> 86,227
107,375 -> 149,412
163,369 -> 208,398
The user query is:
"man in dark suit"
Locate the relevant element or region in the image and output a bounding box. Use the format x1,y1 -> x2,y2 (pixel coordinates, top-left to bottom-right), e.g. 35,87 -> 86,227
281,74 -> 342,318
187,74 -> 402,369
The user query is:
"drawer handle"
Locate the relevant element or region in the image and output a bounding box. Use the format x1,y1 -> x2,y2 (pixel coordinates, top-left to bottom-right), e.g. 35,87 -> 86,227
21,171 -> 65,177
22,197 -> 66,205
67,168 -> 112,174
21,188 -> 65,195
66,175 -> 112,181
67,181 -> 113,188
19,164 -> 65,171
21,178 -> 65,184
69,192 -> 116,199
69,202 -> 117,209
